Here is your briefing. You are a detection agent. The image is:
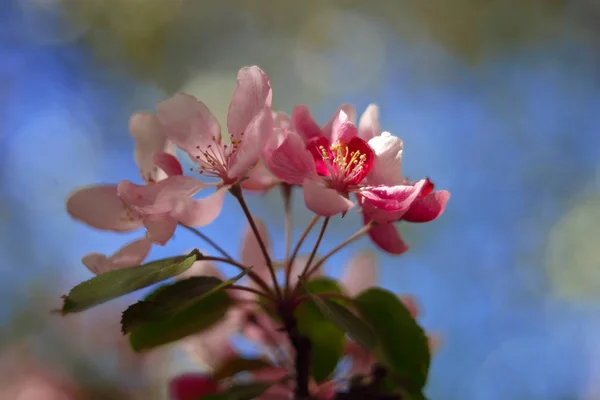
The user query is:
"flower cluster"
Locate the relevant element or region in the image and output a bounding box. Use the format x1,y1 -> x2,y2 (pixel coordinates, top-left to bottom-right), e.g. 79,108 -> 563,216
63,66 -> 449,400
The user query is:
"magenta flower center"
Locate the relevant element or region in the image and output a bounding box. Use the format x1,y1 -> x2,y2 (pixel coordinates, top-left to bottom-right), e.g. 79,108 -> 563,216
308,136 -> 374,191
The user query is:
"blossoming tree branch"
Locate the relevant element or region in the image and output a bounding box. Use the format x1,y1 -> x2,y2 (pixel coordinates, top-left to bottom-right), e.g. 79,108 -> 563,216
61,66 -> 450,400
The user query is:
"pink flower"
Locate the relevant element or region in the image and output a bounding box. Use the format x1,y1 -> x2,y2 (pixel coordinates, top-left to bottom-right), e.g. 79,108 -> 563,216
360,131 -> 450,254
82,237 -> 153,275
169,374 -> 219,400
67,112 -> 219,246
291,103 -> 357,142
156,66 -> 274,186
251,367 -> 336,400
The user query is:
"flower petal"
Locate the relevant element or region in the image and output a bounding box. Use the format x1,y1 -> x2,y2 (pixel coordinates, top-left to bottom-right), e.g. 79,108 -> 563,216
307,136 -> 333,177
143,213 -> 177,245
358,104 -> 380,142
366,218 -> 408,255
292,105 -> 323,141
153,151 -> 183,177
402,190 -> 450,223
82,238 -> 152,275
252,367 -> 292,400
227,66 -> 273,139
130,112 -> 174,183
341,250 -> 378,296
66,185 -> 143,231
341,136 -> 374,185
156,93 -> 221,159
367,131 -> 403,186
240,161 -> 279,191
240,215 -> 271,283
169,374 -> 219,400
330,112 -> 357,144
265,129 -> 317,185
344,341 -> 375,377
303,179 -> 354,217
322,103 -> 356,141
359,179 -> 429,222
398,294 -> 420,319
171,187 -> 227,227
273,110 -> 292,130
117,176 -> 207,214
228,107 -> 274,180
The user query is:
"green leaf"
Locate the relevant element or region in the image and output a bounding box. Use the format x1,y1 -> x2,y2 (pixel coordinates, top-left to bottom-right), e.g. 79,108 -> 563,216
299,279 -> 377,350
354,288 -> 431,391
294,277 -> 345,383
121,267 -> 252,333
128,290 -> 231,352
200,382 -> 273,400
212,357 -> 273,381
61,249 -> 202,314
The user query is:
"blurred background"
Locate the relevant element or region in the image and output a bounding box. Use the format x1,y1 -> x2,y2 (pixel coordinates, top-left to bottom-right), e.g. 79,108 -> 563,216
2,0 -> 600,398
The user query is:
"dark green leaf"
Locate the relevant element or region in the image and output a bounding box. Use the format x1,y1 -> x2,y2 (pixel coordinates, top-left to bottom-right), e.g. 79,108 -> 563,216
61,250 -> 202,314
200,382 -> 273,400
128,290 -> 231,352
295,278 -> 345,383
299,279 -> 377,350
354,288 -> 431,390
212,357 -> 272,381
121,267 -> 251,333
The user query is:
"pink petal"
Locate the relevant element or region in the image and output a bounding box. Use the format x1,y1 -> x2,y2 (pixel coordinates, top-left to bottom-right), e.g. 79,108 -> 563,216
303,179 -> 355,217
228,107 -> 274,180
366,132 -> 403,186
398,294 -> 420,319
264,129 -> 317,185
252,366 -> 289,382
292,105 -> 323,141
243,311 -> 289,352
253,367 -> 293,399
130,112 -> 174,183
344,341 -> 375,377
143,213 -> 177,245
117,176 -> 207,214
153,151 -> 183,177
184,311 -> 241,370
322,103 -> 356,141
66,185 -> 143,232
82,238 -> 152,275
366,218 -> 408,255
240,161 -> 279,191
273,110 -> 292,130
240,215 -> 271,283
340,250 -> 378,296
359,179 -> 429,222
169,374 -> 219,400
330,113 -> 357,144
156,93 -> 221,160
358,104 -> 380,142
171,186 -> 227,227
402,190 -> 450,223
227,66 -> 273,139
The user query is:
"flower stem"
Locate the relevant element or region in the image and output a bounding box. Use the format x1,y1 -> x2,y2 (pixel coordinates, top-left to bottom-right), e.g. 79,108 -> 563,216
279,303 -> 310,399
298,217 -> 329,280
202,256 -> 274,297
285,215 -> 319,295
281,183 -> 293,268
304,220 -> 376,281
179,224 -> 235,261
292,291 -> 348,309
226,285 -> 277,302
229,184 -> 283,300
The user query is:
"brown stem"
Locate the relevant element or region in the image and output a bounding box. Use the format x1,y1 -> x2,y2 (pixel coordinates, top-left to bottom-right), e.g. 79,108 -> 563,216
226,285 -> 277,302
281,183 -> 293,265
279,302 -> 311,399
298,217 -> 330,280
285,215 -> 320,296
304,220 -> 375,281
229,184 -> 283,300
